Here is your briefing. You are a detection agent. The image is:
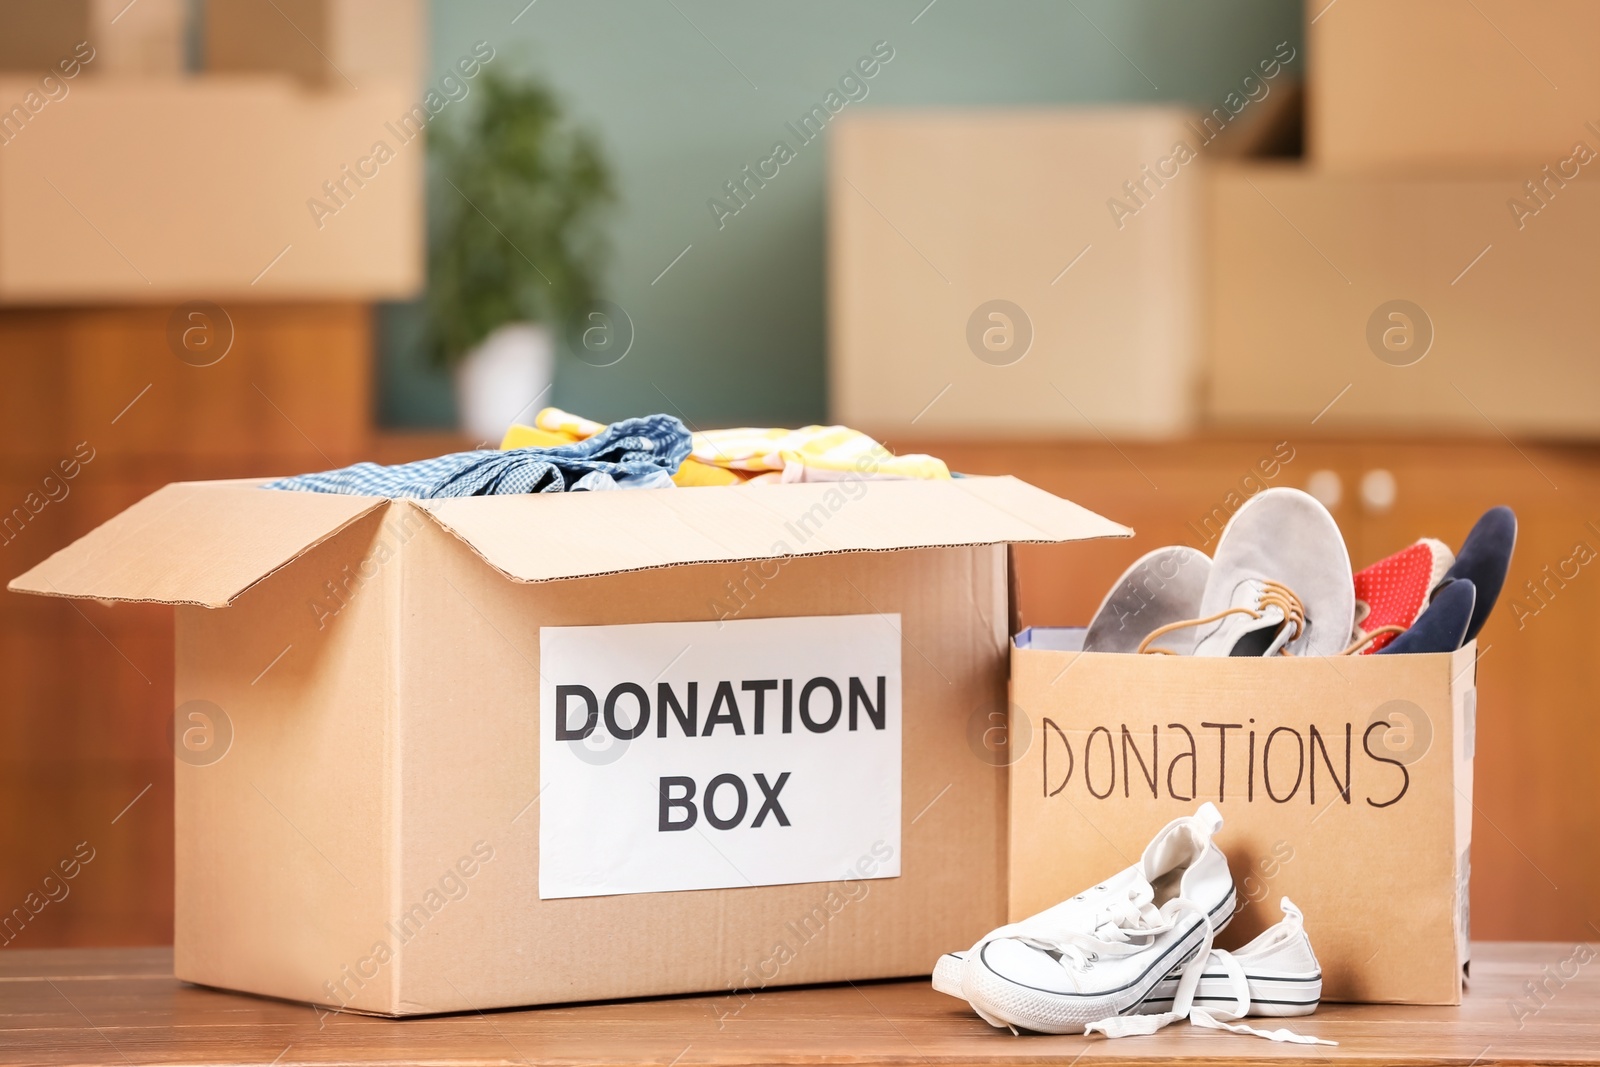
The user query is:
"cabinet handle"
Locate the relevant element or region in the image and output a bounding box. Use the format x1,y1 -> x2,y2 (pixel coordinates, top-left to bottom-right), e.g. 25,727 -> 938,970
1306,469 -> 1342,510
1361,469 -> 1397,514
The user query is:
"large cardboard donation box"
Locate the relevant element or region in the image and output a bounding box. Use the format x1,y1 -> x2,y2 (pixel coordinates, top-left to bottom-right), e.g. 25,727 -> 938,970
1009,629 -> 1476,1005
9,476 -> 1127,1015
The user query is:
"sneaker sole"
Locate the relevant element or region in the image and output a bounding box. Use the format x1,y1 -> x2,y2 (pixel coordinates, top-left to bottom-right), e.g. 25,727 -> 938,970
1140,970 -> 1322,1018
932,888 -> 1240,1001
933,953 -> 964,998
958,886 -> 1237,1034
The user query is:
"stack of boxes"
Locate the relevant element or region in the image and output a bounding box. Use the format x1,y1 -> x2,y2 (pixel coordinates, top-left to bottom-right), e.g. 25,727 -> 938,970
826,44 -> 1309,438
203,0 -> 424,91
0,0 -> 424,301
831,3 -> 1600,437
1207,0 -> 1600,435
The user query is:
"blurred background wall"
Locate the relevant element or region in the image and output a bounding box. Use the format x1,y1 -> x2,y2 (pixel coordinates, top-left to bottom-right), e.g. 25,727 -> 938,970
381,0 -> 1304,428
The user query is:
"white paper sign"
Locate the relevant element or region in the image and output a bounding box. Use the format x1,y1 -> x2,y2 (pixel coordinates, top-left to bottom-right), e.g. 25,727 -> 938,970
538,614 -> 902,899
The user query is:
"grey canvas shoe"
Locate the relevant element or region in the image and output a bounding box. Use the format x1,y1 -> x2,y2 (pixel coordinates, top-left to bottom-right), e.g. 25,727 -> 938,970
1189,488 -> 1355,658
1083,546 -> 1213,654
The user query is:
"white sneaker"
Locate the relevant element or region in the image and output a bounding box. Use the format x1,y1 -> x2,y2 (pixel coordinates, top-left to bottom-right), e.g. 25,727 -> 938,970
932,952 -> 965,998
939,803 -> 1235,1034
1093,897 -> 1333,1045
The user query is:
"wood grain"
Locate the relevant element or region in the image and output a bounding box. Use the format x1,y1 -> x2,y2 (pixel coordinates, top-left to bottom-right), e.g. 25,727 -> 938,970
0,304 -> 380,952
0,943 -> 1594,1066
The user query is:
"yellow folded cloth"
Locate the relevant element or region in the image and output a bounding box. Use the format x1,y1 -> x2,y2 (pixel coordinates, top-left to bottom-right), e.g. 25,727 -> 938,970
533,408 -> 606,440
501,408 -> 949,485
666,458 -> 747,486
690,423 -> 950,481
498,424 -> 580,450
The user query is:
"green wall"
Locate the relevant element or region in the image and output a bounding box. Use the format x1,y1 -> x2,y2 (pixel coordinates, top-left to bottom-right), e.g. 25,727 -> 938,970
380,0 -> 1303,429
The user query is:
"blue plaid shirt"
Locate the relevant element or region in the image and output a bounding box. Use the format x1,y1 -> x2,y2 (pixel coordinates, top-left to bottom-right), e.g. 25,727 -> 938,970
263,414 -> 691,498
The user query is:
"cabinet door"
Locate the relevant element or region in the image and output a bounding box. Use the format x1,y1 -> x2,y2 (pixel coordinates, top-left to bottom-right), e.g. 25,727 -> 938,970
0,304 -> 374,949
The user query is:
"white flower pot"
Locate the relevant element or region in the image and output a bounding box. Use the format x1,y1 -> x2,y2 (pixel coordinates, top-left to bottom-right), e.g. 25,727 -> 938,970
454,322 -> 554,444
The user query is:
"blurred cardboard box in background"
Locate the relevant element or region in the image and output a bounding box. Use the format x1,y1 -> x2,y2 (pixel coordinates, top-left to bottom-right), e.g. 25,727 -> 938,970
829,109 -> 1204,439
0,0 -> 89,72
1308,0 -> 1600,168
0,78 -> 423,302
91,0 -> 188,77
205,0 -> 423,91
1205,162 -> 1600,436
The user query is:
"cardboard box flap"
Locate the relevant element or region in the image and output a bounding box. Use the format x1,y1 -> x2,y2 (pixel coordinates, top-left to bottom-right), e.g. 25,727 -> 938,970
7,482 -> 386,608
417,474 -> 1130,583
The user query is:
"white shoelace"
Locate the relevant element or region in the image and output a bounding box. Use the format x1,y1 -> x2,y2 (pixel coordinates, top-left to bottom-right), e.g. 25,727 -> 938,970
1007,883 -> 1172,969
1085,924 -> 1336,1046
1081,898 -> 1213,1039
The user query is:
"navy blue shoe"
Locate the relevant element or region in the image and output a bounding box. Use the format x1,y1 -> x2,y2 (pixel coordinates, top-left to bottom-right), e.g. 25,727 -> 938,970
1377,579 -> 1475,655
1441,506 -> 1516,642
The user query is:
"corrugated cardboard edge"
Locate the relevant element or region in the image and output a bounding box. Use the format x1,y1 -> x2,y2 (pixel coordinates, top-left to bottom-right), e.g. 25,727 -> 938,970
193,497 -> 394,609
415,518 -> 1108,587
386,502 -> 410,1015
413,477 -> 1134,586
8,477 -> 1131,602
6,482 -> 391,609
1451,640 -> 1478,990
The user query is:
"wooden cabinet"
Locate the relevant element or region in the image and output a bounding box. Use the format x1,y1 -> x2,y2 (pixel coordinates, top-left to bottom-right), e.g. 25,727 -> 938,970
0,304 -> 380,949
908,435 -> 1600,941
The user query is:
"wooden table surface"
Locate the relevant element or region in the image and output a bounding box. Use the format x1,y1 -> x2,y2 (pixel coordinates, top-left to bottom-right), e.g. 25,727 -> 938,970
3,943 -> 1595,1066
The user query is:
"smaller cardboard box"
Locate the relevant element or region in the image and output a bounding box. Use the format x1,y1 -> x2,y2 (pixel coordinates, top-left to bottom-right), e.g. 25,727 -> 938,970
10,475 -> 1126,1014
1008,628 -> 1474,1005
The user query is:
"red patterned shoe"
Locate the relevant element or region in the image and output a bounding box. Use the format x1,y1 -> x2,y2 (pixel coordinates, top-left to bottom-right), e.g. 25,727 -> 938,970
1351,538 -> 1455,654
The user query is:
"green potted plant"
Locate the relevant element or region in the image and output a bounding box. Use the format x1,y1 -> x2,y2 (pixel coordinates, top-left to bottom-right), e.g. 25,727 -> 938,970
428,70 -> 614,440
